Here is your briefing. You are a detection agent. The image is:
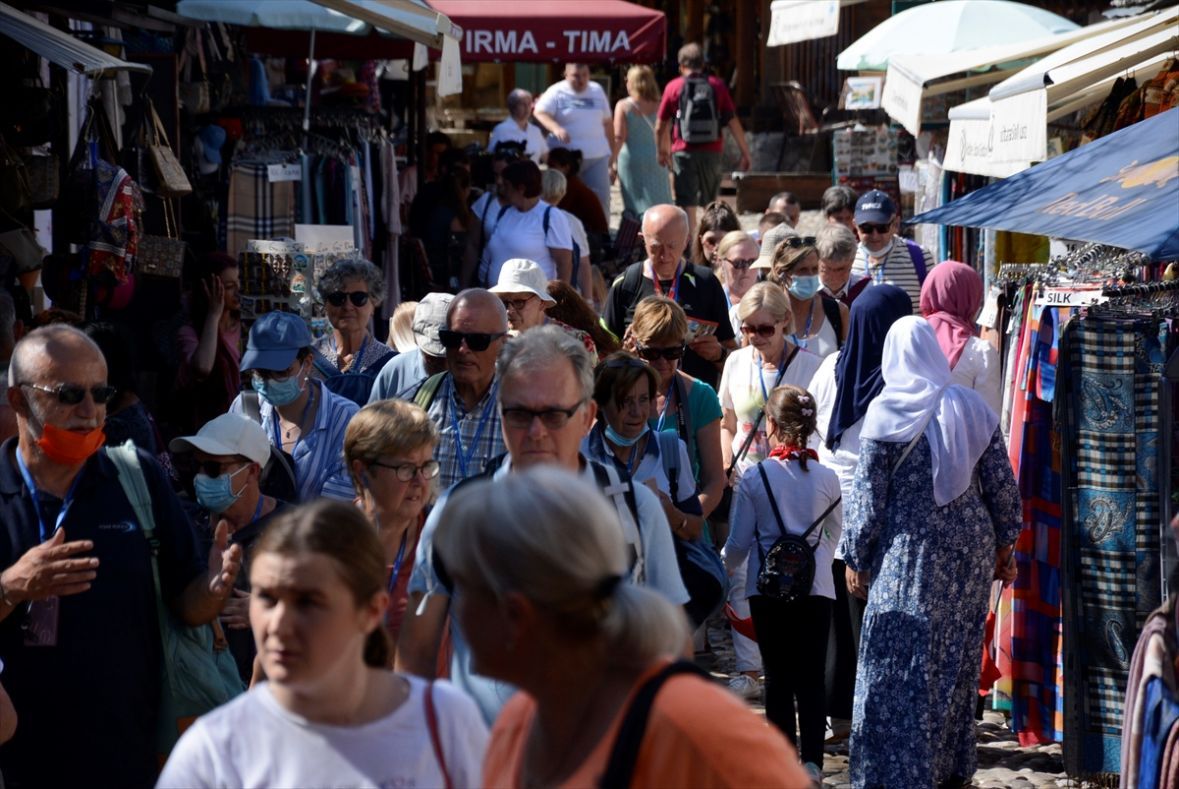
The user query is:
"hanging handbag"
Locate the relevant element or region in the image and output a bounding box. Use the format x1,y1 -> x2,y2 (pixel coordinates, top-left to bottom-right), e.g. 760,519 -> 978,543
23,153 -> 60,208
106,441 -> 245,757
0,134 -> 30,214
754,462 -> 840,603
138,197 -> 187,279
179,28 -> 211,115
146,101 -> 192,197
0,209 -> 46,274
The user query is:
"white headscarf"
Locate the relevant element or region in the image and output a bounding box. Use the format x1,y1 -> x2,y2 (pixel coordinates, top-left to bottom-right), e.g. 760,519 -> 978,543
861,316 -> 998,506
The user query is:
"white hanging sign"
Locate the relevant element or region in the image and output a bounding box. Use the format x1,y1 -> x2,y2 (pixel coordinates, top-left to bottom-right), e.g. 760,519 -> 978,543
437,35 -> 463,98
767,0 -> 839,47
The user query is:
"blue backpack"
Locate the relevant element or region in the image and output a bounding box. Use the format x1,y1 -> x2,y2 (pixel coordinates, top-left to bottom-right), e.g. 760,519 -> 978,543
311,346 -> 394,406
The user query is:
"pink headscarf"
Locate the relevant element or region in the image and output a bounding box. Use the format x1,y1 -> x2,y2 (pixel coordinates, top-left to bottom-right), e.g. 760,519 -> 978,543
919,260 -> 982,369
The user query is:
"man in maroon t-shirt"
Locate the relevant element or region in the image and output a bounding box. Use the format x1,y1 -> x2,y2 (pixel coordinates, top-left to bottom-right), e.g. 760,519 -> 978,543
655,43 -> 751,240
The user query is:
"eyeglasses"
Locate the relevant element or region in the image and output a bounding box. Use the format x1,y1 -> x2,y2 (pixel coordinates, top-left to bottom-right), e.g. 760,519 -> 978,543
780,236 -> 818,249
635,344 -> 686,361
370,459 -> 441,482
725,257 -> 758,270
20,382 -> 117,406
857,223 -> 889,235
500,296 -> 536,312
740,324 -> 779,338
197,459 -> 250,479
501,400 -> 585,430
438,330 -> 508,352
325,290 -> 370,307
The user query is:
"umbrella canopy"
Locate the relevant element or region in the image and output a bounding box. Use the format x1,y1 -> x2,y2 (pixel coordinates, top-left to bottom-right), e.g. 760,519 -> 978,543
177,0 -> 371,34
909,108 -> 1179,260
837,0 -> 1078,72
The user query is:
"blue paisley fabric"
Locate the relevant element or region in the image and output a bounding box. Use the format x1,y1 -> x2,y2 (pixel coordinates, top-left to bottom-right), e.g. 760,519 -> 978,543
839,428 -> 1021,788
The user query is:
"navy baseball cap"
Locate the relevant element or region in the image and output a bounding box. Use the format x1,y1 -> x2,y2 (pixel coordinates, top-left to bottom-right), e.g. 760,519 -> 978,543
854,190 -> 896,225
240,312 -> 313,372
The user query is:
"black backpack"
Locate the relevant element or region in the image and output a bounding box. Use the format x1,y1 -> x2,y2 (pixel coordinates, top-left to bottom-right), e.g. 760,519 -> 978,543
754,462 -> 840,603
240,390 -> 300,503
677,74 -> 720,144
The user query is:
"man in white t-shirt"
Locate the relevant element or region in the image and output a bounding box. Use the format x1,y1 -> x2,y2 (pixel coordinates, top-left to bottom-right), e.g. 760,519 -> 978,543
533,63 -> 615,220
488,89 -> 547,164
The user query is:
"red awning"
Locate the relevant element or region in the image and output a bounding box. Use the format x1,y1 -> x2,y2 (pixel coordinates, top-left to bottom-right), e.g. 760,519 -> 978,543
427,0 -> 665,63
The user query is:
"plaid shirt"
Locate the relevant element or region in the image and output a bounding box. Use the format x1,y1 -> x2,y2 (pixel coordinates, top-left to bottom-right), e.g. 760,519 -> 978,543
427,374 -> 507,489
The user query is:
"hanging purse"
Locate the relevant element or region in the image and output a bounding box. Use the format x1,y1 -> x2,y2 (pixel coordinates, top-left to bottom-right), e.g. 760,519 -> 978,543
23,153 -> 60,208
0,209 -> 46,274
146,101 -> 192,197
0,134 -> 31,214
179,28 -> 211,115
138,197 -> 187,279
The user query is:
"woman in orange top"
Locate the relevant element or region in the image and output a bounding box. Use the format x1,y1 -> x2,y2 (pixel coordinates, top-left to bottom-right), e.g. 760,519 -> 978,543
434,467 -> 813,788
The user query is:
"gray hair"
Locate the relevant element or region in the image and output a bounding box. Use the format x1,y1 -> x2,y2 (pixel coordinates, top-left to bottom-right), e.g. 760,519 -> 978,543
822,185 -> 858,217
541,169 -> 567,204
506,88 -> 533,117
497,325 -> 593,402
816,224 -> 858,263
435,467 -> 689,667
9,324 -> 103,388
316,258 -> 385,307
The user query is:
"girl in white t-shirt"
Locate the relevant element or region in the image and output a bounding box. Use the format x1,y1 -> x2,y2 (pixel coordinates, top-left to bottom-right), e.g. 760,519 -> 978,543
157,500 -> 488,788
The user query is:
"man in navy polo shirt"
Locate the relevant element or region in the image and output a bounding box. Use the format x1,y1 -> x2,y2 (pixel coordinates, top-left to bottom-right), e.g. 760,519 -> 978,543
0,325 -> 241,788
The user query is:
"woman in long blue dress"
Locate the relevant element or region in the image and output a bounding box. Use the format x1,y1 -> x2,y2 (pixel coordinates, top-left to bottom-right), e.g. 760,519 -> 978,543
612,65 -> 672,219
838,316 -> 1021,788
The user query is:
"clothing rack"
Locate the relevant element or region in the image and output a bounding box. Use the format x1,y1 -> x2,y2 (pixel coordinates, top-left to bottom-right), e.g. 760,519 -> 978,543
1100,279 -> 1179,299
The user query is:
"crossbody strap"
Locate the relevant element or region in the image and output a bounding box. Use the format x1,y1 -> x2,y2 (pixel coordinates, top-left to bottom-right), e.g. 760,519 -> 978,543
423,681 -> 454,789
727,345 -> 800,479
892,403 -> 939,476
756,462 -> 789,541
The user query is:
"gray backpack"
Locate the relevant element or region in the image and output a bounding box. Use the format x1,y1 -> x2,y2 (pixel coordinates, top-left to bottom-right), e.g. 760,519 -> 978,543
677,75 -> 720,144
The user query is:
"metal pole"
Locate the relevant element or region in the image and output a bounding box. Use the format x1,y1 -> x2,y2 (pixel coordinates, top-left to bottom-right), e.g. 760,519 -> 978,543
302,28 -> 317,147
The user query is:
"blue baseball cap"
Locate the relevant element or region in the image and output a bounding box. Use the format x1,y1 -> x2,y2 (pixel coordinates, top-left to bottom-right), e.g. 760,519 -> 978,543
854,189 -> 896,225
240,312 -> 313,372
197,125 -> 227,165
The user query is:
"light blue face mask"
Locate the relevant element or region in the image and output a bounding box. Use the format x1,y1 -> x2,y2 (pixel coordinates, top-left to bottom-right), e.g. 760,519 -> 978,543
605,423 -> 649,447
788,275 -> 822,300
252,371 -> 304,406
194,465 -> 249,514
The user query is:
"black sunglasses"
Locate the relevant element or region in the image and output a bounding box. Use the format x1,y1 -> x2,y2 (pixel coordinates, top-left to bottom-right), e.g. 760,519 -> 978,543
780,236 -> 818,249
740,324 -> 778,338
636,344 -> 686,361
198,459 -> 250,479
438,330 -> 508,352
21,381 -> 117,406
725,257 -> 759,270
325,290 -> 370,307
857,224 -> 890,235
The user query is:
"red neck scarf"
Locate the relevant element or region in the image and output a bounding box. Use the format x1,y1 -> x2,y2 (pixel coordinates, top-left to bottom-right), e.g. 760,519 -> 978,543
768,444 -> 818,463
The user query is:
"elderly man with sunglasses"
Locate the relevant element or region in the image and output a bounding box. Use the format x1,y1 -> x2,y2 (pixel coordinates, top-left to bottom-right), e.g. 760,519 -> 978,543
851,190 -> 932,311
397,326 -> 687,724
0,325 -> 241,787
410,289 -> 511,490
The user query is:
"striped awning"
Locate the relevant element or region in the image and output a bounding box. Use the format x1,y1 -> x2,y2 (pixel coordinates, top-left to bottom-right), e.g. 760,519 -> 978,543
0,1 -> 151,76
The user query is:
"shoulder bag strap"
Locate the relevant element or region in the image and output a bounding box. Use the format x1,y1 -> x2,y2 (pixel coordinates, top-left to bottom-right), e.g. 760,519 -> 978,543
655,430 -> 680,504
820,295 -> 843,351
893,405 -> 938,476
800,496 -> 841,546
598,660 -> 709,789
423,681 -> 454,789
242,389 -> 262,423
903,238 -> 928,285
756,462 -> 789,540
726,346 -> 800,479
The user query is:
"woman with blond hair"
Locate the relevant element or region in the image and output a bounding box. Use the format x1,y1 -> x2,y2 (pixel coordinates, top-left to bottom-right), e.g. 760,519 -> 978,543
715,230 -> 762,335
613,64 -> 672,219
344,399 -> 440,646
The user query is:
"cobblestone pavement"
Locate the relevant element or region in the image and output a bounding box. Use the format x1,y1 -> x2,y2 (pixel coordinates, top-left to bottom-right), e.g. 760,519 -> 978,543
699,617 -> 1086,788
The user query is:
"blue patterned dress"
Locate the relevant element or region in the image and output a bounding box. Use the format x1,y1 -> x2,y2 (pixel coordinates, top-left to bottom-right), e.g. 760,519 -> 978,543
838,428 -> 1021,787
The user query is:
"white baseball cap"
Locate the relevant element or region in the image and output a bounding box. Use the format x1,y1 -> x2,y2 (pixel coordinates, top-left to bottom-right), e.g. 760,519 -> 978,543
169,413 -> 271,467
489,259 -> 557,304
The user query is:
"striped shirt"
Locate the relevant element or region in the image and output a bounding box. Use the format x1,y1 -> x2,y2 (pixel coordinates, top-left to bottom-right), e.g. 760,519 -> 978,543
852,237 -> 931,312
425,374 -> 508,490
230,380 -> 358,502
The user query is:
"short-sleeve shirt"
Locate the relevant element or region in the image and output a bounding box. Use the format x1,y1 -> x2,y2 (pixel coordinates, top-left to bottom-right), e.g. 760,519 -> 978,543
535,80 -> 612,160
488,118 -> 548,164
650,373 -> 722,483
853,237 -> 931,313
481,201 -> 573,284
657,73 -> 736,154
602,260 -> 736,389
0,440 -> 205,787
424,374 -> 508,490
368,347 -> 429,404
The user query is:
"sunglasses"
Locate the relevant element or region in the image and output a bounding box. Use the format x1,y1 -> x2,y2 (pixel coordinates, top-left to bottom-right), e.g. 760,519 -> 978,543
501,400 -> 585,430
740,324 -> 778,338
438,330 -> 508,352
197,459 -> 249,479
20,381 -> 117,406
858,224 -> 890,235
500,296 -> 536,312
325,290 -> 370,307
725,257 -> 759,270
370,459 -> 441,482
635,344 -> 686,361
780,236 -> 818,249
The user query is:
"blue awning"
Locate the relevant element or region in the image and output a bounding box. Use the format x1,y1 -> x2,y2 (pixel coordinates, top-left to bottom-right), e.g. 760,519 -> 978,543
910,107 -> 1179,260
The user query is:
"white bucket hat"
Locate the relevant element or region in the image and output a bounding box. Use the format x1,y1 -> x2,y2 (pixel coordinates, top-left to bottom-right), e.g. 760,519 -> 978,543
488,259 -> 557,304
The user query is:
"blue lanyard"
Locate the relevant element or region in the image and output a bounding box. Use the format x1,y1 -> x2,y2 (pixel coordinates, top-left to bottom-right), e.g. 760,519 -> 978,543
386,530 -> 409,595
271,385 -> 316,453
791,299 -> 816,350
449,379 -> 499,479
756,346 -> 789,404
15,450 -> 84,542
655,381 -> 677,433
248,494 -> 265,525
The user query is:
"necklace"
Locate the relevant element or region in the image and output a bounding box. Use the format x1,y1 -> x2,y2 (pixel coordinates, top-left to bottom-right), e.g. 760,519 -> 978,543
279,386 -> 315,441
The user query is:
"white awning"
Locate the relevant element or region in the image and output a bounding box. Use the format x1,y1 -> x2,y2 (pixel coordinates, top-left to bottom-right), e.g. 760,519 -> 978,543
311,0 -> 458,49
0,1 -> 151,76
881,15 -> 1144,136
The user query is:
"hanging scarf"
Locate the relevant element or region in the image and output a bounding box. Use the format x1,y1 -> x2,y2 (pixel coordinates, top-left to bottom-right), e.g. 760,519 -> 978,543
920,259 -> 981,369
826,284 -> 912,450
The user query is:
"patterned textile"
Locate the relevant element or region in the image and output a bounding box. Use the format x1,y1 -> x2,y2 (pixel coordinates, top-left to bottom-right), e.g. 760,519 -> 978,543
425,374 -> 507,490
1059,314 -> 1171,779
839,430 -> 1022,787
226,163 -> 296,257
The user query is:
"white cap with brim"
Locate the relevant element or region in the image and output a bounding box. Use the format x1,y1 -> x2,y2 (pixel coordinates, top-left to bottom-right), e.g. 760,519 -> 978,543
413,292 -> 454,358
488,258 -> 557,304
753,223 -> 801,270
169,413 -> 271,467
